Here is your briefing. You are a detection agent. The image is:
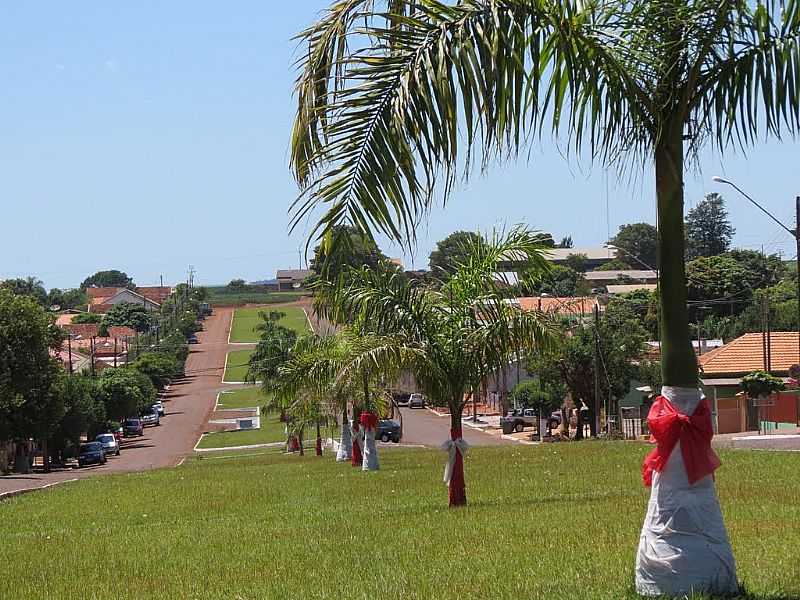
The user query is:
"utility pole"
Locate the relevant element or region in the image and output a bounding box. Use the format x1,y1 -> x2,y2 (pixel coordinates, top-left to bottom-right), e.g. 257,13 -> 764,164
796,196 -> 800,363
90,337 -> 96,377
67,335 -> 73,375
114,337 -> 118,368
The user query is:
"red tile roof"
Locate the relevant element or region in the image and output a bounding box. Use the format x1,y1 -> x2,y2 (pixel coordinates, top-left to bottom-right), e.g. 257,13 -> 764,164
86,287 -> 124,300
107,326 -> 137,339
63,324 -> 100,339
699,332 -> 800,376
517,296 -> 599,316
136,286 -> 172,304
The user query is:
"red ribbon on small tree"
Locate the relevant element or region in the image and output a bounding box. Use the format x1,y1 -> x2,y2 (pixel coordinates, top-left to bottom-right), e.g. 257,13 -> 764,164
351,422 -> 362,467
359,411 -> 378,431
447,428 -> 467,507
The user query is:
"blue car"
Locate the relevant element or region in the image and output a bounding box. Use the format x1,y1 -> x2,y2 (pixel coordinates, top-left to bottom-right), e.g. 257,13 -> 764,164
78,442 -> 106,467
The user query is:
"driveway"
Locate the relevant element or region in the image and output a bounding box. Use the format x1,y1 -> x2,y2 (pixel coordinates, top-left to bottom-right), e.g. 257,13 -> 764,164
399,407 -> 512,447
0,306 -> 235,499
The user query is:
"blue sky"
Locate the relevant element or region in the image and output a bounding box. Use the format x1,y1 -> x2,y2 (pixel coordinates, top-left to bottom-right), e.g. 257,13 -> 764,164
1,2 -> 798,289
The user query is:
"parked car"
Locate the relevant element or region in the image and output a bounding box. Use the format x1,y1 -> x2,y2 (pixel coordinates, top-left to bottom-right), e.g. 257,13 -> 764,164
188,334 -> 199,344
123,418 -> 144,437
376,419 -> 401,443
140,408 -> 160,427
500,408 -> 538,434
409,393 -> 426,409
393,393 -> 410,407
78,442 -> 106,467
152,400 -> 165,417
95,433 -> 120,456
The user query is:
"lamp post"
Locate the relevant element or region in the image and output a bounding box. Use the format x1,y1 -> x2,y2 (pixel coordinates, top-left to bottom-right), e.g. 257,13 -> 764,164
712,176 -> 800,362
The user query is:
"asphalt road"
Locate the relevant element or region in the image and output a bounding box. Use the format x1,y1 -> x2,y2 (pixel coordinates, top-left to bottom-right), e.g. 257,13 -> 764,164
0,307 -> 236,498
398,407 -> 511,447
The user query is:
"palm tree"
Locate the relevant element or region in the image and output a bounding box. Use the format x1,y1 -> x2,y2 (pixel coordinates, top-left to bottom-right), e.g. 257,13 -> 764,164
291,1 -> 799,594
329,227 -> 554,505
272,330 -> 393,468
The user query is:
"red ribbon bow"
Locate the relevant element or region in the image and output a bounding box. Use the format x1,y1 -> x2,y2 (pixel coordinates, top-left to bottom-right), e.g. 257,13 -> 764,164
359,411 -> 378,431
642,395 -> 721,487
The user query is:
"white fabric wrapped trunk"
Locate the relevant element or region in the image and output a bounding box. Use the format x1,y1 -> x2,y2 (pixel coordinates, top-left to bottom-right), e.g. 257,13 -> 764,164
635,386 -> 738,597
362,428 -> 379,471
335,416 -> 352,462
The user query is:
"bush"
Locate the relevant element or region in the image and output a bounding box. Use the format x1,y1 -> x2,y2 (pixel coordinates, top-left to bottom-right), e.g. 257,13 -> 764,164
132,353 -> 180,389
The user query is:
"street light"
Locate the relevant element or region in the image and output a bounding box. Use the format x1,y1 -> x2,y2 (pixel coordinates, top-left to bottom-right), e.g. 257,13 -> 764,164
712,176 -> 800,362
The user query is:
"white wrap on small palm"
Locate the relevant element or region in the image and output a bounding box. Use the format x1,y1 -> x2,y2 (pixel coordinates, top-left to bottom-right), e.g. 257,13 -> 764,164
441,438 -> 469,485
362,427 -> 379,471
336,417 -> 352,462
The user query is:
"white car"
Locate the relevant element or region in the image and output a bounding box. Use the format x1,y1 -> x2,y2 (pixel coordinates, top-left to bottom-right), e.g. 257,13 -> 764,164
95,433 -> 120,456
409,393 -> 426,409
152,400 -> 165,417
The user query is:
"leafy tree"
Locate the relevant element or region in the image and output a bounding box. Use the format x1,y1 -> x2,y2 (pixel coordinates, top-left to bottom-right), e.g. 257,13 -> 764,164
509,379 -> 564,439
96,368 -> 156,421
72,312 -> 103,324
51,374 -> 105,459
0,290 -> 64,470
0,277 -> 47,305
80,270 -> 133,290
428,230 -> 485,278
609,290 -> 660,340
47,288 -> 87,310
556,236 -> 573,249
686,255 -> 753,319
102,302 -> 153,333
686,193 -> 735,259
592,258 -> 635,272
529,265 -> 588,297
292,1 -> 800,589
609,223 -> 658,269
564,253 -> 588,273
309,224 -> 390,283
132,353 -> 180,390
227,279 -> 247,291
527,301 -> 647,438
724,249 -> 784,288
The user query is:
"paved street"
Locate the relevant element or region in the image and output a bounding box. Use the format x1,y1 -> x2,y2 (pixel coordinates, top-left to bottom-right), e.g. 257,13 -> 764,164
0,307 -> 236,498
398,407 -> 511,447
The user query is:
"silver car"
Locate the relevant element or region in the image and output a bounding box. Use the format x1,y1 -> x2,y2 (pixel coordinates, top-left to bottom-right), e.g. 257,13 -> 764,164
409,393 -> 426,409
95,433 -> 120,456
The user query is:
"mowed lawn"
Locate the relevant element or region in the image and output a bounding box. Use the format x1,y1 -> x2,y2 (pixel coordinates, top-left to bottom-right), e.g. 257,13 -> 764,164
229,304 -> 308,343
223,349 -> 253,382
1,444 -> 799,599
216,386 -> 268,409
197,413 -> 288,449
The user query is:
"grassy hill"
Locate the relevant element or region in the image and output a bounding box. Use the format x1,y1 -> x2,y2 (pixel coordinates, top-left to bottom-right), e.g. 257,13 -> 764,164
1,443 -> 797,599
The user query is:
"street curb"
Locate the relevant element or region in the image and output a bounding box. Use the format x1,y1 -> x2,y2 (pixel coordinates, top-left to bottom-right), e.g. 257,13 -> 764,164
0,477 -> 79,502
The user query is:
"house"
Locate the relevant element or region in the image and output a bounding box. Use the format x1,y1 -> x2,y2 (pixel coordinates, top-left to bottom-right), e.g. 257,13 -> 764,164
699,332 -> 800,434
86,286 -> 164,314
275,269 -> 313,291
514,296 -> 601,318
583,269 -> 658,288
544,247 -> 619,269
56,324 -> 137,373
606,283 -> 658,295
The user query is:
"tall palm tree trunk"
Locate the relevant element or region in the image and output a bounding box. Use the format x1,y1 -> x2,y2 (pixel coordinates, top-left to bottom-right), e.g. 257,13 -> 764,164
446,404 -> 467,507
351,406 -> 363,467
635,121 -> 738,597
315,421 -> 323,456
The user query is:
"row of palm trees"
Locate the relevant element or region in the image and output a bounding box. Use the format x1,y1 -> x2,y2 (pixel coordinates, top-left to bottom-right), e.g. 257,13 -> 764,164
251,226 -> 555,506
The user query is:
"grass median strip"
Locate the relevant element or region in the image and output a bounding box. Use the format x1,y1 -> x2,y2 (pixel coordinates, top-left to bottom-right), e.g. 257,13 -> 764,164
217,386 -> 268,409
197,414 -> 288,449
1,443 -> 798,598
222,349 -> 253,382
229,305 -> 308,343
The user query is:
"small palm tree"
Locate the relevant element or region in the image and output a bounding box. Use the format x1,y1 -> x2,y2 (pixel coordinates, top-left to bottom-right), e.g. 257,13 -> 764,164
330,227 -> 554,505
291,1 -> 799,593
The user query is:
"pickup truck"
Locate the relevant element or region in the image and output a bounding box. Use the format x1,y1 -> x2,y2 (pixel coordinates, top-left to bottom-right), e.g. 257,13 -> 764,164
500,408 -> 538,434
501,409 -> 561,435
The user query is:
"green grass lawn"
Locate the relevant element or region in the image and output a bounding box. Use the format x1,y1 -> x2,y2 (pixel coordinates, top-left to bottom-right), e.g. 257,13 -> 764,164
223,349 -> 254,382
206,287 -> 305,306
197,413 -> 288,449
1,443 -> 798,599
229,305 -> 309,343
216,386 -> 268,409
